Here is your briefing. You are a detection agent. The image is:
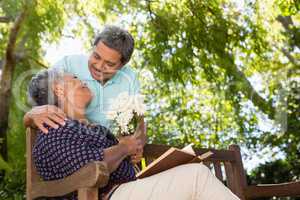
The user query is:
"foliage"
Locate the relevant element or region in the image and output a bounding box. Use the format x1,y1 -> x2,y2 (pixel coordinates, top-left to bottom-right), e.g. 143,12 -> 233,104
0,0 -> 299,199
0,166 -> 25,200
248,159 -> 300,200
0,0 -> 108,198
109,0 -> 300,153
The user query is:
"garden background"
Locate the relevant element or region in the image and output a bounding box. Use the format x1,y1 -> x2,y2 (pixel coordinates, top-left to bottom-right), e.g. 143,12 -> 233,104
0,0 -> 299,199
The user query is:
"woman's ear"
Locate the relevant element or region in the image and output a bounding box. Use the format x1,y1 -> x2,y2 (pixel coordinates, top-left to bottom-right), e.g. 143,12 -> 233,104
52,83 -> 64,99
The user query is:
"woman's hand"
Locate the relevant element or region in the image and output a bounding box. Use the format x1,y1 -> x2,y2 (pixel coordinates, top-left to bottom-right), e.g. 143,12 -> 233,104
131,148 -> 143,164
24,105 -> 66,133
118,135 -> 143,156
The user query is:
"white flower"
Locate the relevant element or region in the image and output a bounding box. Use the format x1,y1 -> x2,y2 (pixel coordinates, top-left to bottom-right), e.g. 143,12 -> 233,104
116,110 -> 134,127
133,94 -> 146,116
116,92 -> 133,112
106,110 -> 117,120
106,92 -> 146,135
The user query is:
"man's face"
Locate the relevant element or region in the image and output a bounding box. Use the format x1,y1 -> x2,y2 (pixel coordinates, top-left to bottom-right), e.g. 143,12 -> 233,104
88,41 -> 123,84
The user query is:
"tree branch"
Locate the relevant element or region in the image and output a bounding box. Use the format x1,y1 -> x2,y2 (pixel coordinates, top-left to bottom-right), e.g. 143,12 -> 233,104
27,55 -> 48,68
0,16 -> 13,23
282,48 -> 300,68
276,15 -> 293,31
277,15 -> 300,49
232,66 -> 275,118
146,0 -> 157,21
219,55 -> 276,119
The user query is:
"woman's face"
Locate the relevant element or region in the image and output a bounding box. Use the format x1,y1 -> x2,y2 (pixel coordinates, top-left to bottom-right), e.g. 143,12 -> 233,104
58,74 -> 93,109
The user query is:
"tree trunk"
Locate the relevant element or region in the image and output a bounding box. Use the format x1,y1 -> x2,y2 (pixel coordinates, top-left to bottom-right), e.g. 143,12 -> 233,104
0,5 -> 28,161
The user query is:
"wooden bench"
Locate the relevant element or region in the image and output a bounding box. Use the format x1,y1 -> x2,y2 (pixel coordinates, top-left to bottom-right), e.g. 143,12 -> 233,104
26,128 -> 300,200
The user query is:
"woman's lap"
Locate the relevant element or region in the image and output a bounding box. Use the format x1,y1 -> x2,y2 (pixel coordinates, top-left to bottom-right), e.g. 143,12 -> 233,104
110,163 -> 239,200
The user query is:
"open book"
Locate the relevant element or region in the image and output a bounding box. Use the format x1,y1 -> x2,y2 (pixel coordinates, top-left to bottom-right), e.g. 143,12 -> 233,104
136,144 -> 213,178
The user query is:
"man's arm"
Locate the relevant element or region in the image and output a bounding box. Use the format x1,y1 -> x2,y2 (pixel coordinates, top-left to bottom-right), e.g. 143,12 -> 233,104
23,112 -> 34,128
23,105 -> 66,133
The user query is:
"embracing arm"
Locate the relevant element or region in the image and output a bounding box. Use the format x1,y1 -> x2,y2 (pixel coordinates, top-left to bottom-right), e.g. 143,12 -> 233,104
23,112 -> 34,128
23,105 -> 66,133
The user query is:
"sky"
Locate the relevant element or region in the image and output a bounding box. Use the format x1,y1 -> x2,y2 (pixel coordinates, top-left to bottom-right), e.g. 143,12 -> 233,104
44,37 -> 87,65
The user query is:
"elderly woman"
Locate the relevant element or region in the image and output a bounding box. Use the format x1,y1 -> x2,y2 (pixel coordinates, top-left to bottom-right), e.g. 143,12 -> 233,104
28,69 -> 239,200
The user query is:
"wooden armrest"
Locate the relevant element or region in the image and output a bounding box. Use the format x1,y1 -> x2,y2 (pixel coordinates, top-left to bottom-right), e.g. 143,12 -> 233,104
31,161 -> 109,199
244,181 -> 300,199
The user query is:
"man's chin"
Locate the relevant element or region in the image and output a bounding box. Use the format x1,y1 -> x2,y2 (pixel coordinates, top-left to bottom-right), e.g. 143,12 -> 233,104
91,73 -> 104,82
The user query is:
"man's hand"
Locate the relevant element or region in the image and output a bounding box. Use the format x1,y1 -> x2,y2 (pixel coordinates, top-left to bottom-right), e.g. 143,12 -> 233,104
24,105 -> 66,133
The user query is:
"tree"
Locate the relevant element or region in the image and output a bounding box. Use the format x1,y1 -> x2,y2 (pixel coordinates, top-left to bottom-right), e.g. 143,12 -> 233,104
0,0 -> 110,197
0,0 -> 299,198
0,0 -> 30,162
0,0 -> 109,162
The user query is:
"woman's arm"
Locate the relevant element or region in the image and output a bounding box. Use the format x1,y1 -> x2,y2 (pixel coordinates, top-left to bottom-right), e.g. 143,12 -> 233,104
134,116 -> 147,146
103,136 -> 142,173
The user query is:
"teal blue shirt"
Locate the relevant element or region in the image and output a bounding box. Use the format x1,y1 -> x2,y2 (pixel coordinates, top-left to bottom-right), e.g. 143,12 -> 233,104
52,54 -> 140,129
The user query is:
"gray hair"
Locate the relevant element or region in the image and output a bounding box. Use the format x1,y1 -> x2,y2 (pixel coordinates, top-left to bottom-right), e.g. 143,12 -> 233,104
93,25 -> 135,65
28,69 -> 64,106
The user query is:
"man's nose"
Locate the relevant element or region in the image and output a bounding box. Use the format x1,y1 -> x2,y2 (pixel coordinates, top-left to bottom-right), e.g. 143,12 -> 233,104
94,61 -> 105,70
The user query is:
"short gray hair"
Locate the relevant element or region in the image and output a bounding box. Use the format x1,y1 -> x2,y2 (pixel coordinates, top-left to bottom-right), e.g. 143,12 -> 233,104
28,69 -> 64,106
93,25 -> 135,65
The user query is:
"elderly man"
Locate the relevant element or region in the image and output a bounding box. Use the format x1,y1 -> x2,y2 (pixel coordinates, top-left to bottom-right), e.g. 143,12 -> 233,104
24,25 -> 146,163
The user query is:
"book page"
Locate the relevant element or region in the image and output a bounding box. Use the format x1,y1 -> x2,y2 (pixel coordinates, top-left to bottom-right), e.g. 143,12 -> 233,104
137,144 -> 213,179
181,143 -> 196,155
136,147 -> 196,178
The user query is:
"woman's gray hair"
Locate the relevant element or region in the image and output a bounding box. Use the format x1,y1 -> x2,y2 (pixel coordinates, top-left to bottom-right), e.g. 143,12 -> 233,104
93,25 -> 135,65
28,69 -> 64,106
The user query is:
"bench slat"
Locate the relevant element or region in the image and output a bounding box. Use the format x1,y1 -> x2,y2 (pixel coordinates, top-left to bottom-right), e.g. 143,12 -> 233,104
213,161 -> 223,181
224,162 -> 236,194
245,181 -> 300,199
143,144 -> 236,162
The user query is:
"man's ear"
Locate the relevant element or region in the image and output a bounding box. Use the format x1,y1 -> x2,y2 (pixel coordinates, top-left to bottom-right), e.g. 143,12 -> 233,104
118,62 -> 125,70
52,83 -> 64,98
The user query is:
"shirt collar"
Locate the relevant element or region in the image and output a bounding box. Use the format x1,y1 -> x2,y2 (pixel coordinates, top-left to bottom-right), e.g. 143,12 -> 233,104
108,72 -> 121,84
86,68 -> 122,85
105,67 -> 126,85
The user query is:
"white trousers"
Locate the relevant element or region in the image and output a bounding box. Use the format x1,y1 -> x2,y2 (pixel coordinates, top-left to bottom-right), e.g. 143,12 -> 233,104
110,163 -> 240,200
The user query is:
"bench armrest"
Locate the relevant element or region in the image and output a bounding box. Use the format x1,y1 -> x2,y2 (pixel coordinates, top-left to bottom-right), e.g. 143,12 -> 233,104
244,181 -> 300,199
31,161 -> 109,199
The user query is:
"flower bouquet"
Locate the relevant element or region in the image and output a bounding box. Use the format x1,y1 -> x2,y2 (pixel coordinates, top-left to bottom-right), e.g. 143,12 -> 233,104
107,92 -> 146,136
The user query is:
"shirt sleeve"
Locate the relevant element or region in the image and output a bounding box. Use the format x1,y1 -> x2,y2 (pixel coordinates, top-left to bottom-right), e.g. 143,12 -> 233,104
33,122 -> 108,181
109,157 -> 137,183
130,74 -> 141,95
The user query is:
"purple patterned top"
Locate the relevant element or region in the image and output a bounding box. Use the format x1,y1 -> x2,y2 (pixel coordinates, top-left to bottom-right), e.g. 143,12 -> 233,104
32,119 -> 136,199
